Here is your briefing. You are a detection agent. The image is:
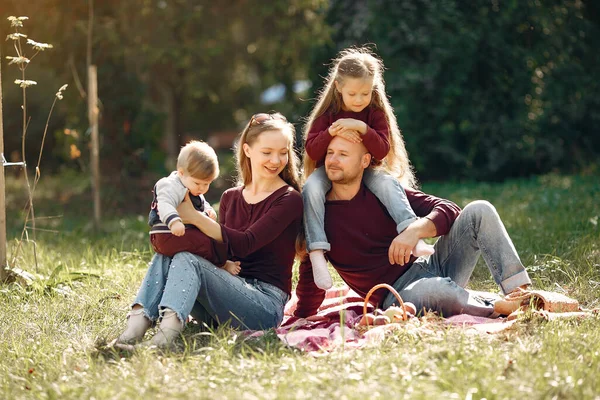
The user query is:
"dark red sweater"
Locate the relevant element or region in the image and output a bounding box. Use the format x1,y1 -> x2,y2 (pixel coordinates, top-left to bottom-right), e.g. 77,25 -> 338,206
305,107 -> 390,167
294,186 -> 462,317
219,185 -> 303,295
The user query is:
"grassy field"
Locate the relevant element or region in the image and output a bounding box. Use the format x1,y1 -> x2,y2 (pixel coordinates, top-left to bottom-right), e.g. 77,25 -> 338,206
1,173 -> 599,399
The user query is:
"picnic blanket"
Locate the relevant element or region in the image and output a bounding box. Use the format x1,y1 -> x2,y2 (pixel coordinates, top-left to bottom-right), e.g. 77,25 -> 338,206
244,286 -> 596,354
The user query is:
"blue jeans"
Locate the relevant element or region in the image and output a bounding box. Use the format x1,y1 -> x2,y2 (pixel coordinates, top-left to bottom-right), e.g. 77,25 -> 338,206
133,252 -> 289,330
302,166 -> 417,251
382,201 -> 532,317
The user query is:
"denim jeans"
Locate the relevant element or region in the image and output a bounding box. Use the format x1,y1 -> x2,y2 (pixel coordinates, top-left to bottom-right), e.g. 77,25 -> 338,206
382,200 -> 531,317
133,252 -> 289,330
302,166 -> 417,251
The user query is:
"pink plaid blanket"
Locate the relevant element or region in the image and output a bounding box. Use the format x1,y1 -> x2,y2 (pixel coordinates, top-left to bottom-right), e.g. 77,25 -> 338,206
244,286 -> 515,353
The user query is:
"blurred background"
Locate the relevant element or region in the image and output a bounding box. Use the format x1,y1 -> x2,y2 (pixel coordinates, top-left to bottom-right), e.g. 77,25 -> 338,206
1,0 -> 599,222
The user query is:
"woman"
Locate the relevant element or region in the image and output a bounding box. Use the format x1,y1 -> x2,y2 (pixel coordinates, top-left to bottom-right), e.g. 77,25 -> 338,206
116,112 -> 303,347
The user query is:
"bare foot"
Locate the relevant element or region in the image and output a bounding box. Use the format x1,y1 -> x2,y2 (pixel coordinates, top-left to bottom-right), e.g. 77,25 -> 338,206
222,260 -> 241,275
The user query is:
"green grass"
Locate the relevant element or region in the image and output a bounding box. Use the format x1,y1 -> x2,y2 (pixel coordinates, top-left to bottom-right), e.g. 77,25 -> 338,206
1,173 -> 599,399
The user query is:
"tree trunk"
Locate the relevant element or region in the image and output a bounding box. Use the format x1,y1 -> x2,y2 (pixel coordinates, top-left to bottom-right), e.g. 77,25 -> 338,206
0,49 -> 7,281
160,83 -> 179,171
88,65 -> 101,228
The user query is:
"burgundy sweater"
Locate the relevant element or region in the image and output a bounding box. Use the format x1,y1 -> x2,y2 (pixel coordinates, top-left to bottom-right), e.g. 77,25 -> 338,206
294,186 -> 462,317
219,185 -> 303,295
305,107 -> 390,167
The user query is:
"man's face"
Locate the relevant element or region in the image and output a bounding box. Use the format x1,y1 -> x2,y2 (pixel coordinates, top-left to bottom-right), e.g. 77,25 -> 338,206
325,137 -> 371,184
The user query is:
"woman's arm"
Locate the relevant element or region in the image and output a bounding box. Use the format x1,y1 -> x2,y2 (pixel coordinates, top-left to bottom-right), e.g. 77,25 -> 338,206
177,195 -> 224,242
220,191 -> 303,258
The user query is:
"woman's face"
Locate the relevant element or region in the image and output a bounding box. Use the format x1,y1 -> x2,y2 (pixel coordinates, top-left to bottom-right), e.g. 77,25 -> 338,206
243,129 -> 290,181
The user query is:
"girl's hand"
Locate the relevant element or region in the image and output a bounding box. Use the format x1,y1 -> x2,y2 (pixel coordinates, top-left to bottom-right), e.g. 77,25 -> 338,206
337,129 -> 363,143
331,118 -> 367,134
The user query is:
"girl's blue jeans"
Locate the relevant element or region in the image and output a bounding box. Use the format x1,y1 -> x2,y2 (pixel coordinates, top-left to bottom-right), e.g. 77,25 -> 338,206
132,252 -> 289,330
382,200 -> 532,317
302,166 -> 417,252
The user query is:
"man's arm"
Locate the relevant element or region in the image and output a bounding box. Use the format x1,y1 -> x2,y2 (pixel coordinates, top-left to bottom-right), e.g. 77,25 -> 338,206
406,187 -> 461,235
388,188 -> 461,266
388,217 -> 437,266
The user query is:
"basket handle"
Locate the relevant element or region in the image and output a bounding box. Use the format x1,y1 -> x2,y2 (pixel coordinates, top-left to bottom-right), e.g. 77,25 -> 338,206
363,283 -> 408,322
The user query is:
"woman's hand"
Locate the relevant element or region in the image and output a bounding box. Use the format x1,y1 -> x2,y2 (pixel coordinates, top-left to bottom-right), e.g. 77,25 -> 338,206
177,194 -> 201,225
177,194 -> 224,242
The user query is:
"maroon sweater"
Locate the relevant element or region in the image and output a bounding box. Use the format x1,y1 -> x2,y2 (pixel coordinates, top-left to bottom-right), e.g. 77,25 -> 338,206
219,185 -> 303,295
305,107 -> 390,167
294,186 -> 462,317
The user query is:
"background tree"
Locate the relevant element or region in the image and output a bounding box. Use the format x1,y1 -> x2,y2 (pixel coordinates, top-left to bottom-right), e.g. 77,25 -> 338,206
307,0 -> 600,182
1,0 -> 598,220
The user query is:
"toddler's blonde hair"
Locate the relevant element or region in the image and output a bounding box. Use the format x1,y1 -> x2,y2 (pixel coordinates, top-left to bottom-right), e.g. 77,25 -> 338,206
177,140 -> 219,180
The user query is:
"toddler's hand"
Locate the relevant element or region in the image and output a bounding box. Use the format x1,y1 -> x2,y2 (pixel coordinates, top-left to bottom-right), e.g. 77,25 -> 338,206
206,208 -> 217,221
222,260 -> 241,275
170,220 -> 185,236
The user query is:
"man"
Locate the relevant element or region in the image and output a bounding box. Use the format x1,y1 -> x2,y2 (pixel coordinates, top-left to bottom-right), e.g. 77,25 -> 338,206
294,137 -> 531,318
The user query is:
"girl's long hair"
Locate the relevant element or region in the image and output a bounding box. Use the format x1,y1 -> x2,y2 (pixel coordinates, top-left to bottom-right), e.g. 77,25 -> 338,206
235,113 -> 301,193
302,47 -> 417,188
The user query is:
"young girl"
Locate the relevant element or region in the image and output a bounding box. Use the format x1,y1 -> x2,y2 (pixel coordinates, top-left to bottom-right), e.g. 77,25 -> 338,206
303,47 -> 434,290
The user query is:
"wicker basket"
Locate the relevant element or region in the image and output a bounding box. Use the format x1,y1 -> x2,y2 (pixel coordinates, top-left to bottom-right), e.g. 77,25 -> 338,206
358,283 -> 408,331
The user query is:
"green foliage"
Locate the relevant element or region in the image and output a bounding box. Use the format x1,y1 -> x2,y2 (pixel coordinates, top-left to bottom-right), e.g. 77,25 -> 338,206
1,0 -> 328,179
309,0 -> 600,181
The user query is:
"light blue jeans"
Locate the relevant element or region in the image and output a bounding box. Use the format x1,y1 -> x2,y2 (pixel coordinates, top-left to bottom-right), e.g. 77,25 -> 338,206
303,166 -> 417,251
133,252 -> 289,330
382,201 -> 532,317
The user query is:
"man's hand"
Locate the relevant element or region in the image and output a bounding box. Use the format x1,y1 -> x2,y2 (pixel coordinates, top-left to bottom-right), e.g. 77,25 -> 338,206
170,220 -> 185,236
389,229 -> 419,266
388,218 -> 437,266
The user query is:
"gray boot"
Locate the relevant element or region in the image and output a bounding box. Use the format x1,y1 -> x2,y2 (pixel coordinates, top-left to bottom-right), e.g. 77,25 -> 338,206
116,308 -> 151,345
150,308 -> 184,348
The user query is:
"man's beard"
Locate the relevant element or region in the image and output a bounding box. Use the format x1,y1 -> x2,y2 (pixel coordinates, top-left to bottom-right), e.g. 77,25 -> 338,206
327,168 -> 361,185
